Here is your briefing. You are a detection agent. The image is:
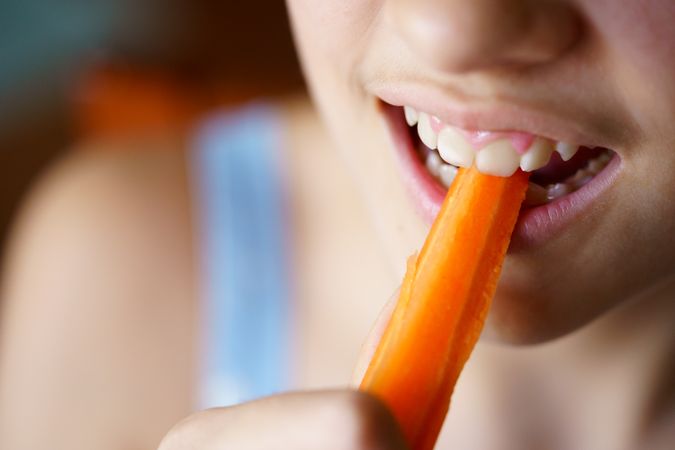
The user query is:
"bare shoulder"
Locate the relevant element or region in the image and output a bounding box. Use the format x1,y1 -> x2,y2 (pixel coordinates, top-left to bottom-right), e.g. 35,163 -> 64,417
0,136 -> 197,449
3,135 -> 197,303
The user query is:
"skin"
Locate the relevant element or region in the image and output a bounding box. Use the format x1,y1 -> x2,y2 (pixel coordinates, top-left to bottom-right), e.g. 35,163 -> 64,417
0,103 -> 398,449
287,0 -> 675,343
2,0 -> 675,449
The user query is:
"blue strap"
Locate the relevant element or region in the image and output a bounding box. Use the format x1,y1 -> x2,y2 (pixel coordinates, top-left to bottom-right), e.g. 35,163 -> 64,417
191,104 -> 292,408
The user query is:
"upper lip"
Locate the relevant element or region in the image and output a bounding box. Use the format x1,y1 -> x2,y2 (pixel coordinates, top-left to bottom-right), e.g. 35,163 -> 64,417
369,81 -> 621,151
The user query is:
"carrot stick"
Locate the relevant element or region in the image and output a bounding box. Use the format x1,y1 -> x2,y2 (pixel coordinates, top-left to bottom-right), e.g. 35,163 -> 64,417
360,166 -> 529,450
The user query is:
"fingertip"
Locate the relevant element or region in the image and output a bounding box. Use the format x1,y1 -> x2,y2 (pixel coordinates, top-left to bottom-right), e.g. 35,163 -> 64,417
351,289 -> 399,386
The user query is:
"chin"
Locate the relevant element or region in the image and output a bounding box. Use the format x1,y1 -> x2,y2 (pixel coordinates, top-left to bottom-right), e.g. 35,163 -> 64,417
481,265 -> 611,345
482,296 -> 572,346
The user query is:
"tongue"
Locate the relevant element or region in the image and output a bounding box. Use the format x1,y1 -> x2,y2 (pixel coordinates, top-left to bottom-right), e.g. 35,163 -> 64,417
530,146 -> 604,186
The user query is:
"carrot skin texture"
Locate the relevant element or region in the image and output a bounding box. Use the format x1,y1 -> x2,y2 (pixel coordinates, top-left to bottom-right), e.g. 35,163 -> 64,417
360,166 -> 530,450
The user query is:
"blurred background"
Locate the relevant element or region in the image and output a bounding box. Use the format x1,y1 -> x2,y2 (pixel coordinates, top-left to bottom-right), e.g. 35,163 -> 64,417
0,0 -> 304,259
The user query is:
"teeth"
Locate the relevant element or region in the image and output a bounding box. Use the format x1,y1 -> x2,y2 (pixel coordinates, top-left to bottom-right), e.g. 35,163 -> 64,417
439,164 -> 458,188
425,150 -> 443,177
404,106 -> 608,191
424,133 -> 612,205
570,168 -> 592,184
520,138 -> 554,172
574,175 -> 594,189
476,140 -> 521,177
437,127 -> 475,168
587,155 -> 609,173
547,183 -> 572,200
417,113 -> 438,150
597,151 -> 612,164
524,183 -> 549,207
526,150 -> 612,204
555,142 -> 580,162
404,106 -> 419,126
425,150 -> 459,188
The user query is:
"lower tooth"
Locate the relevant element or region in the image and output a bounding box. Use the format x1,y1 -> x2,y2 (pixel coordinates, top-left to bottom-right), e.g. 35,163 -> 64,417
418,113 -> 438,150
564,151 -> 610,188
547,183 -> 573,200
439,164 -> 458,188
426,151 -> 443,177
587,157 -> 608,173
570,168 -> 591,183
525,151 -> 612,205
525,183 -> 549,206
575,176 -> 594,188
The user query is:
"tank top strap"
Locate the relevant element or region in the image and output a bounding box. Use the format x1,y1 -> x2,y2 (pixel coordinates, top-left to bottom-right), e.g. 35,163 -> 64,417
190,103 -> 293,409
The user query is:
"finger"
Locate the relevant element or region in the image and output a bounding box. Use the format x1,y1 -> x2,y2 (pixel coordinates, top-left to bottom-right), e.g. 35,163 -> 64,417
157,390 -> 408,450
351,289 -> 399,386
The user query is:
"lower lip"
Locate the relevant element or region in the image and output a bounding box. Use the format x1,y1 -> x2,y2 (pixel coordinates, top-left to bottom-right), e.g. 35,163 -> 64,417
381,103 -> 622,251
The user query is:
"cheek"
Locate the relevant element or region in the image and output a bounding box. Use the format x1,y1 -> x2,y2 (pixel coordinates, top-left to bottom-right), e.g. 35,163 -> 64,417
287,0 -> 381,58
287,0 -> 426,271
286,0 -> 383,156
585,0 -> 675,121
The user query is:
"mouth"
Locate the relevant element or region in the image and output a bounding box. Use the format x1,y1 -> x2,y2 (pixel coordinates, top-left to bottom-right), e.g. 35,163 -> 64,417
380,101 -> 622,250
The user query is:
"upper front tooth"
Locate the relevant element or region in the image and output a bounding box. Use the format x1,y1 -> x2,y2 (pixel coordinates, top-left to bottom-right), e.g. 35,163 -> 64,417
476,140 -> 521,177
417,113 -> 438,150
438,127 -> 475,168
520,138 -> 554,172
404,106 -> 419,126
555,142 -> 579,161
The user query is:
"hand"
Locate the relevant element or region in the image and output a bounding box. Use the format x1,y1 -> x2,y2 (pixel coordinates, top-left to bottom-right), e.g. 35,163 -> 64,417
159,294 -> 402,450
157,390 -> 408,450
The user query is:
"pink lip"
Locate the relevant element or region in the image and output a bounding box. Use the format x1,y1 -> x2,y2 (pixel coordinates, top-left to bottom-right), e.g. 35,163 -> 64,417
381,103 -> 622,252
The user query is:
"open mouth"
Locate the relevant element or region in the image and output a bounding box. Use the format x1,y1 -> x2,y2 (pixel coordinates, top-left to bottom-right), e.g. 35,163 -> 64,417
381,101 -> 622,249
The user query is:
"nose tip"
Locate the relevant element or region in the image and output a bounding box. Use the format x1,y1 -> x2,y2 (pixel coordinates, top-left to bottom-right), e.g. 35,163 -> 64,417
391,0 -> 581,73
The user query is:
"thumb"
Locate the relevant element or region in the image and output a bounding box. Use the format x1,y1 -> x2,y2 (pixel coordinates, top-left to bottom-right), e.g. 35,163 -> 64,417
351,288 -> 399,386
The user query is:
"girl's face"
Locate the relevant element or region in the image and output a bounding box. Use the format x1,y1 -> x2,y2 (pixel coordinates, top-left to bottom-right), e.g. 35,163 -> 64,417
287,0 -> 675,343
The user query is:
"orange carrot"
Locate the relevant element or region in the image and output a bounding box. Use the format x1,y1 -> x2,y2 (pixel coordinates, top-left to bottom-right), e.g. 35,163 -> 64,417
360,166 -> 529,450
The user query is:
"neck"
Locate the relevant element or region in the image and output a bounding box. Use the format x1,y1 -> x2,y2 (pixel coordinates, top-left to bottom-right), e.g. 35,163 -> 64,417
479,277 -> 675,449
528,277 -> 675,448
